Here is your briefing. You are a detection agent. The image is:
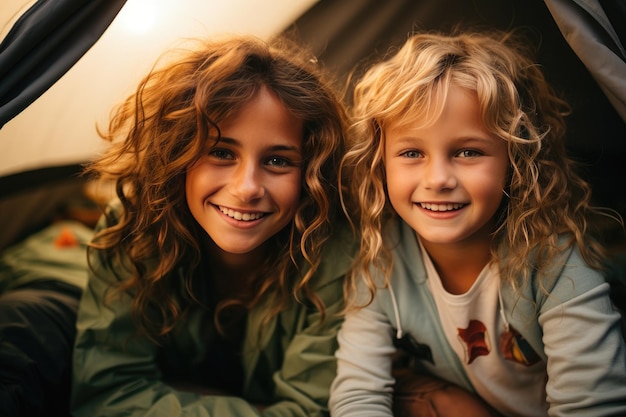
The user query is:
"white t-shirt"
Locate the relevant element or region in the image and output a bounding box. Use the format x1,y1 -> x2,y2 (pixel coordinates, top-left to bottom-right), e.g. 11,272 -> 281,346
422,242 -> 548,417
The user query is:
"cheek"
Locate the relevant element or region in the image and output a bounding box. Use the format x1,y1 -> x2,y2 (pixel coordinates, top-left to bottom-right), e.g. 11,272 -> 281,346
185,166 -> 203,197
383,164 -> 407,208
472,169 -> 508,209
484,183 -> 506,208
184,170 -> 197,206
185,163 -> 217,209
277,172 -> 303,214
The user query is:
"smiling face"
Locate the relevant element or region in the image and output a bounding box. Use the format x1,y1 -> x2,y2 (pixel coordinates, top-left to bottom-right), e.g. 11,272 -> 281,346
185,86 -> 303,261
384,84 -> 509,252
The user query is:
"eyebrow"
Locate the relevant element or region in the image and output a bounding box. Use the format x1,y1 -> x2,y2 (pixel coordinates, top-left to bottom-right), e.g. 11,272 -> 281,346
454,136 -> 505,150
218,136 -> 302,152
389,135 -> 495,146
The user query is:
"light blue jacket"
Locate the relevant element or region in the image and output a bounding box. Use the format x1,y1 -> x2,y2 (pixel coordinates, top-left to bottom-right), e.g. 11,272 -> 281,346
330,219 -> 626,417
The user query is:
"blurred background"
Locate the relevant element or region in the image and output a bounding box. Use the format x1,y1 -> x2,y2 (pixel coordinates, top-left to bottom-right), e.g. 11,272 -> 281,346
1,0 -> 624,251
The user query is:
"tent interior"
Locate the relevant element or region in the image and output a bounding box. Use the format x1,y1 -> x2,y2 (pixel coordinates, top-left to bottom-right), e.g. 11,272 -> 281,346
0,0 -> 318,249
0,0 -> 625,415
1,0 -> 625,254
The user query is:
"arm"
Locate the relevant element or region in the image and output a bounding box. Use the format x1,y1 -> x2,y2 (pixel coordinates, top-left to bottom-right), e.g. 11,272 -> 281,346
329,282 -> 495,417
261,280 -> 345,417
541,274 -> 626,416
329,306 -> 396,417
71,242 -> 262,417
259,225 -> 357,417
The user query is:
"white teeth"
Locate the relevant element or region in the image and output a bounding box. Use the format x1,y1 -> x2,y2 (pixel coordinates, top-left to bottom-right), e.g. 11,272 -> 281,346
420,202 -> 464,211
219,206 -> 263,221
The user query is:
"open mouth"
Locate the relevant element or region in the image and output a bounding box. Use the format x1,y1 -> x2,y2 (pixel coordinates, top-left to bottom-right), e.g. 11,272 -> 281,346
218,206 -> 265,221
420,202 -> 465,212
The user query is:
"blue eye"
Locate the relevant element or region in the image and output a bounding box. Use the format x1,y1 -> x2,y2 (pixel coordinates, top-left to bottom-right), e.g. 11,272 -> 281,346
400,150 -> 421,158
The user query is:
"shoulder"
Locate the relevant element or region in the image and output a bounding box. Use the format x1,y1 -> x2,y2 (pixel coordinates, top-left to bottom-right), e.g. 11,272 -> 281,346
88,200 -> 141,284
310,221 -> 358,291
500,240 -> 609,360
501,239 -> 606,311
385,218 -> 428,284
540,243 -> 606,311
95,199 -> 123,231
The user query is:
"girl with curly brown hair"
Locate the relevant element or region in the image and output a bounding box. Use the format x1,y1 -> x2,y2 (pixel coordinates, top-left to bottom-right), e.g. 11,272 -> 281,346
71,34 -> 355,417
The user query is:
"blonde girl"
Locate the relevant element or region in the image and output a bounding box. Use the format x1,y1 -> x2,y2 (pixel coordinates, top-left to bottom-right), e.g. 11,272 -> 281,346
330,29 -> 626,417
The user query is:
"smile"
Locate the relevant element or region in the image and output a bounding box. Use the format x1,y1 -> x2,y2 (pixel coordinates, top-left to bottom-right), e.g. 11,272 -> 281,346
218,206 -> 265,221
420,202 -> 465,212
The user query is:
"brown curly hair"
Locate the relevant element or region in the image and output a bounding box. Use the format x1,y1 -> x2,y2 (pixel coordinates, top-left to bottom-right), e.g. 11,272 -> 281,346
85,34 -> 348,342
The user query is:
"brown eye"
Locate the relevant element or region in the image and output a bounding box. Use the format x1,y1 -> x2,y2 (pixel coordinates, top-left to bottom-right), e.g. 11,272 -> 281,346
457,149 -> 482,158
209,149 -> 233,160
266,156 -> 289,167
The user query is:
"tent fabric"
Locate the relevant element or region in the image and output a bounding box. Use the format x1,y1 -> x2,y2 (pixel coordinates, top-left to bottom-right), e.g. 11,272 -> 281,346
600,0 -> 626,47
0,0 -> 126,129
290,0 -> 625,122
0,163 -> 86,251
544,0 -> 626,122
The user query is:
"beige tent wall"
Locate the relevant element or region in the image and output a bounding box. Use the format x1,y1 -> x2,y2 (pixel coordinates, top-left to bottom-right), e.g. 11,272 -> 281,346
0,0 -> 318,178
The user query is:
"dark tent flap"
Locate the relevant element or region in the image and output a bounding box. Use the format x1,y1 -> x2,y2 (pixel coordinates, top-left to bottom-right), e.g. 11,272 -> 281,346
0,0 -> 126,128
545,0 -> 626,122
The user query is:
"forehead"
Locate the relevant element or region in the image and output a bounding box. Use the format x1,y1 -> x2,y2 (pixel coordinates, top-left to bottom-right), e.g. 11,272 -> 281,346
215,87 -> 303,149
380,83 -> 456,133
382,85 -> 507,151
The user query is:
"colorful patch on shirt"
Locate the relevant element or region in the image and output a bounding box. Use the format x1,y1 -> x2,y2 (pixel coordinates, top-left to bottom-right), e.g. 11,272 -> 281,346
457,319 -> 490,364
499,325 -> 541,366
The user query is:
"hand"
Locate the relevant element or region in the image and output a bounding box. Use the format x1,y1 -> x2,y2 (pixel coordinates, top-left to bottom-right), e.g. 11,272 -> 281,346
392,368 -> 500,417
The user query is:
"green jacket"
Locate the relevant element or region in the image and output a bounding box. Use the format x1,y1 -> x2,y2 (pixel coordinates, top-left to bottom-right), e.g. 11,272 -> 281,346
71,208 -> 356,417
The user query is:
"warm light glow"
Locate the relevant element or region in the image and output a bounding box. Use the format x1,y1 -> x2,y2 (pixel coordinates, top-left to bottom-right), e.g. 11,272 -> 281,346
118,0 -> 159,34
0,0 -> 318,177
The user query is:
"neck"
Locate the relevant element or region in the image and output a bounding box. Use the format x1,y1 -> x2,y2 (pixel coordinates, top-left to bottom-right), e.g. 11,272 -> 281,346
420,237 -> 493,295
205,238 -> 266,299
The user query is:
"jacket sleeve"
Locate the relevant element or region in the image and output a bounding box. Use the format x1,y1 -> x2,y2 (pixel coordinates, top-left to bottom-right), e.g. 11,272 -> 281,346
258,225 -> 357,417
261,277 -> 345,417
328,302 -> 396,417
71,220 -> 262,417
539,249 -> 626,416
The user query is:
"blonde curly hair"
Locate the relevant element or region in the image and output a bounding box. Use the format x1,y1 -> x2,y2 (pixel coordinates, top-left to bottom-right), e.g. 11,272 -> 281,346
341,29 -> 617,304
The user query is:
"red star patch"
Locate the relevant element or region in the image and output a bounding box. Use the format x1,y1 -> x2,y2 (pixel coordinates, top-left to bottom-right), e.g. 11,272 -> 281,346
457,319 -> 490,364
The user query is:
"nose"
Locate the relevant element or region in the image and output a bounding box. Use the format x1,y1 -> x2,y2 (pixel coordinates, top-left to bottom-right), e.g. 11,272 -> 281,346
230,160 -> 265,202
423,157 -> 457,190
